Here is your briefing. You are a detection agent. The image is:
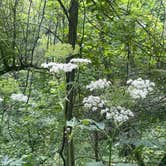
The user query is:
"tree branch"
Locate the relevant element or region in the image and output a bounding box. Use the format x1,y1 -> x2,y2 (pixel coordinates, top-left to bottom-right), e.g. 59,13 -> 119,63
0,63 -> 45,75
57,0 -> 69,21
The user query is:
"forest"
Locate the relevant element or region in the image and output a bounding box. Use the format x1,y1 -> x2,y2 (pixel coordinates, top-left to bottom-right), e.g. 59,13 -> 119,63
0,0 -> 166,166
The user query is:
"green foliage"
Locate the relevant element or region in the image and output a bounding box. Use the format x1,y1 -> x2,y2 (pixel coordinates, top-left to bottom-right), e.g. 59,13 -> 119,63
67,118 -> 105,131
45,43 -> 80,59
0,78 -> 19,95
0,155 -> 25,166
0,0 -> 165,165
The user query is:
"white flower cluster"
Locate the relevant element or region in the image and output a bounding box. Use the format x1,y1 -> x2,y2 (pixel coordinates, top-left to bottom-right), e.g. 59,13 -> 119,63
127,78 -> 155,99
70,58 -> 91,64
10,93 -> 28,102
83,95 -> 105,111
86,79 -> 111,91
0,97 -> 3,102
41,62 -> 55,68
100,108 -> 109,115
50,63 -> 78,73
101,106 -> 134,123
41,58 -> 91,73
41,62 -> 78,73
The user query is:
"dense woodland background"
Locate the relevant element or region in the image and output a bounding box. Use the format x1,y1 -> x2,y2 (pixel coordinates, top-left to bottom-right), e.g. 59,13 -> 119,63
0,0 -> 165,166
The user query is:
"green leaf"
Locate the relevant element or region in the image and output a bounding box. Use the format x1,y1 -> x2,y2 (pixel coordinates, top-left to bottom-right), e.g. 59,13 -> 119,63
67,117 -> 78,127
81,119 -> 91,125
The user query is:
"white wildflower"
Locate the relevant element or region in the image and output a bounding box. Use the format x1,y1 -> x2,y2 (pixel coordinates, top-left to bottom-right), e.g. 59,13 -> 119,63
86,79 -> 111,91
70,58 -> 91,64
10,93 -> 28,102
92,107 -> 98,111
41,62 -> 78,73
50,63 -> 78,73
0,97 -> 3,102
41,62 -> 58,68
127,78 -> 155,99
98,102 -> 104,107
101,108 -> 109,115
41,63 -> 49,68
83,95 -> 105,111
106,112 -> 112,119
127,79 -> 132,84
104,106 -> 134,123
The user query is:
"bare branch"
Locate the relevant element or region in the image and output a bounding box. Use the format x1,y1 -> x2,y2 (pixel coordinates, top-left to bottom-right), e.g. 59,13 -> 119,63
57,0 -> 69,21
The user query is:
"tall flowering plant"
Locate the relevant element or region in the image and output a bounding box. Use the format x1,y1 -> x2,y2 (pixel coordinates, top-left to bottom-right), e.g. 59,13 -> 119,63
41,56 -> 156,165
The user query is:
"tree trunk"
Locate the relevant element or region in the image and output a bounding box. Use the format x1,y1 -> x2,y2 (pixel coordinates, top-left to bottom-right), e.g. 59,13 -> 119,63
94,131 -> 100,161
65,1 -> 78,166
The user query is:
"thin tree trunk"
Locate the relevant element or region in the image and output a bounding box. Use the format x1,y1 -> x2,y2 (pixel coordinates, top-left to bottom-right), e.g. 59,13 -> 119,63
65,1 -> 78,166
94,131 -> 100,161
134,150 -> 145,166
12,0 -> 18,67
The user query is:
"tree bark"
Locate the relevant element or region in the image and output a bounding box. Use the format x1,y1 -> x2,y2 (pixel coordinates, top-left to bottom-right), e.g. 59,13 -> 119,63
65,1 -> 78,166
94,131 -> 100,161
